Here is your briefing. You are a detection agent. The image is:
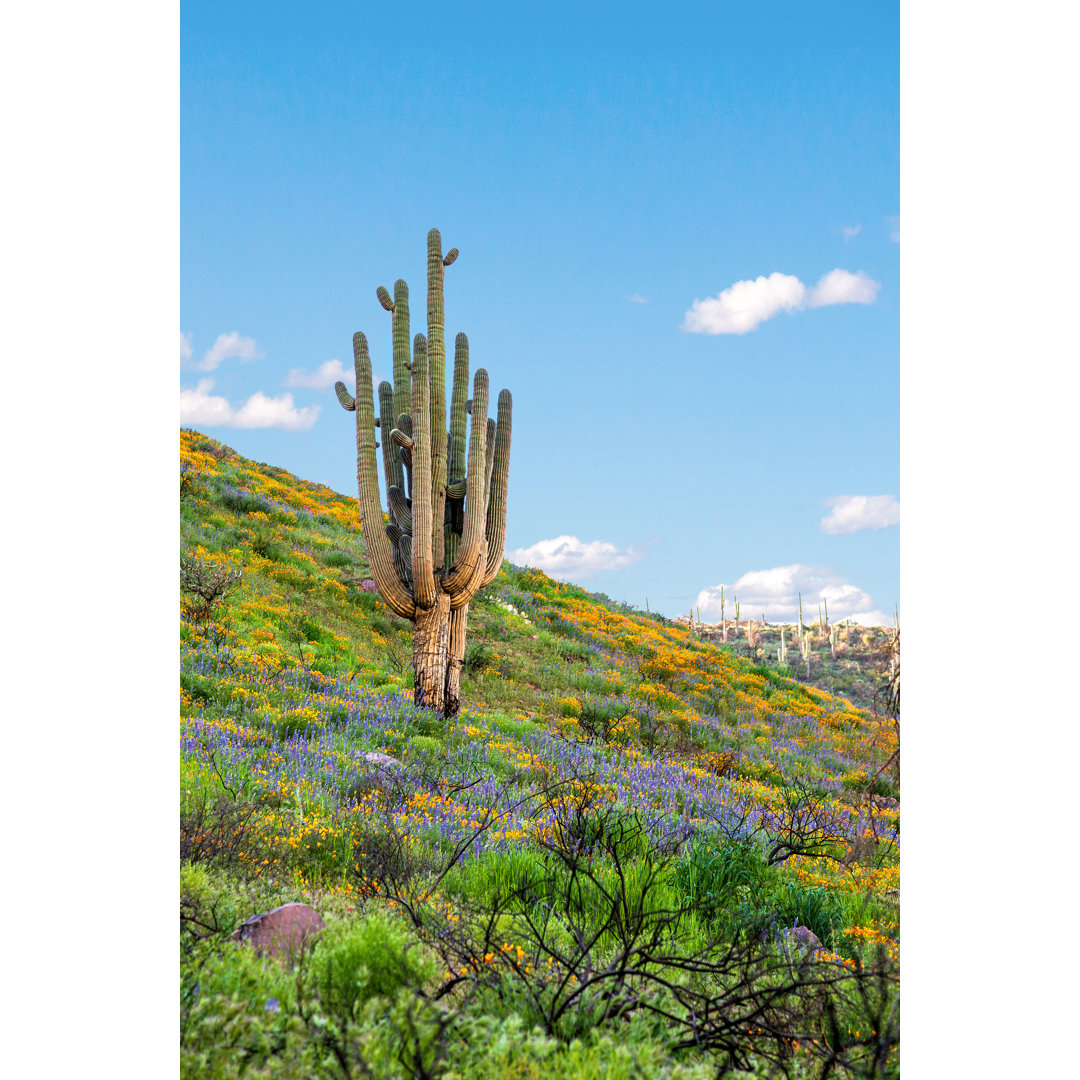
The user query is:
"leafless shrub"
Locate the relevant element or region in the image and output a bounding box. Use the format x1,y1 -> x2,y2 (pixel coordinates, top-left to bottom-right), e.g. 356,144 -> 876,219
702,776 -> 856,867
344,767 -> 898,1076
180,792 -> 263,872
180,550 -> 242,629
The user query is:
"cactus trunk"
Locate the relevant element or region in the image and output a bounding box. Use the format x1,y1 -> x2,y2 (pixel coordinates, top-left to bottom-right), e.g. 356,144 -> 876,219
413,591 -> 452,711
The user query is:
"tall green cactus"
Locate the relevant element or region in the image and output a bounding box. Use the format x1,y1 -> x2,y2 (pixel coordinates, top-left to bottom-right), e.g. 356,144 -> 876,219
335,229 -> 512,714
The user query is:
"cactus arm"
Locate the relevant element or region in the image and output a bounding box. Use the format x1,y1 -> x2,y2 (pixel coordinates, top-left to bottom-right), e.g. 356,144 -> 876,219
483,416 -> 497,508
448,332 -> 470,484
395,413 -> 414,500
443,369 -> 490,593
481,388 -> 513,587
409,333 -> 436,607
391,280 -> 411,445
377,380 -> 403,496
335,381 -> 356,411
450,538 -> 488,610
350,332 -> 415,619
445,332 -> 471,569
427,229 -> 450,570
387,486 -> 413,535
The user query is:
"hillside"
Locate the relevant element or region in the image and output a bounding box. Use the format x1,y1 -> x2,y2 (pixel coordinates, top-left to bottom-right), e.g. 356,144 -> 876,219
180,428 -> 900,1079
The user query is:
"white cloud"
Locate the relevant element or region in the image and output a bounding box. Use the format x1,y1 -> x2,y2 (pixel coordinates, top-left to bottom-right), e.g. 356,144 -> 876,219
842,225 -> 862,241
695,564 -> 888,625
628,294 -> 649,304
180,378 -> 234,426
180,377 -> 320,432
887,215 -> 900,243
820,495 -> 900,535
284,358 -> 354,389
681,272 -> 806,335
508,535 -> 648,579
180,331 -> 192,364
806,268 -> 880,308
681,267 -> 879,335
195,331 -> 265,372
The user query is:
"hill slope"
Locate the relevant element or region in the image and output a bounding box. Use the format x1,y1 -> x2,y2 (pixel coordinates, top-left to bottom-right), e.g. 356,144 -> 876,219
180,428 -> 899,1078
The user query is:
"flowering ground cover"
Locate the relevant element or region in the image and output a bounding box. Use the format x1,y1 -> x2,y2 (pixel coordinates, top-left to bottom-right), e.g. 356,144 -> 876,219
180,429 -> 899,1078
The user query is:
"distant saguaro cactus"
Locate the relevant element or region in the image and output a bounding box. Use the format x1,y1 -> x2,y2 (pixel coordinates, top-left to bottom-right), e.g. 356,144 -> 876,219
335,229 -> 512,715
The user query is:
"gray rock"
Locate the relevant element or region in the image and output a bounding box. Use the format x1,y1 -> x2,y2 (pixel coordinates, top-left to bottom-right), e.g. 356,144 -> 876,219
784,924 -> 824,952
229,902 -> 324,966
363,752 -> 401,770
354,752 -> 402,795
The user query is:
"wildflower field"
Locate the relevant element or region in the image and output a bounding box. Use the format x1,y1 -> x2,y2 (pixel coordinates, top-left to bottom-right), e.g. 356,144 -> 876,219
180,428 -> 900,1079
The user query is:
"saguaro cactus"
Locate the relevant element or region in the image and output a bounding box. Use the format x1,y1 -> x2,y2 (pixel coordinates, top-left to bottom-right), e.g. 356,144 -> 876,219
336,229 -> 513,715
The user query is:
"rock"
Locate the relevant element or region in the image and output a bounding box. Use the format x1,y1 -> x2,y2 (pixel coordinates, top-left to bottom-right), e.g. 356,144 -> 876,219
229,902 -> 324,965
784,924 -> 823,952
871,794 -> 899,810
363,752 -> 401,770
359,578 -> 378,593
354,752 -> 402,795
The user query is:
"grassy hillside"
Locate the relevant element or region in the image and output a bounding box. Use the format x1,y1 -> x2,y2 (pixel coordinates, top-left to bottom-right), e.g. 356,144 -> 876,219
180,428 -> 900,1079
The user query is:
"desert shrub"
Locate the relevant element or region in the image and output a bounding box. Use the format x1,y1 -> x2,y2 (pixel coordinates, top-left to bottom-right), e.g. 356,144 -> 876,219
670,838 -> 771,924
180,932 -> 295,1074
576,698 -> 634,743
180,551 -> 242,629
275,712 -> 317,740
304,912 -> 435,1022
180,671 -> 217,706
180,862 -> 243,946
250,527 -> 283,561
554,638 -> 593,663
463,640 -> 494,675
216,484 -> 275,516
755,881 -> 846,948
180,794 -> 263,872
407,735 -> 442,758
447,1013 -> 714,1080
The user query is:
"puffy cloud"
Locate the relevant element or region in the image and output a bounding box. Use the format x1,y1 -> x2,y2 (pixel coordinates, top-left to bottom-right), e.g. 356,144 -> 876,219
694,564 -> 888,625
682,267 -> 879,334
180,378 -> 234,427
180,377 -> 320,432
284,358 -> 353,389
180,331 -> 192,364
195,331 -> 264,372
842,225 -> 862,241
806,268 -> 880,308
820,495 -> 900,535
508,535 -> 649,580
682,272 -> 806,335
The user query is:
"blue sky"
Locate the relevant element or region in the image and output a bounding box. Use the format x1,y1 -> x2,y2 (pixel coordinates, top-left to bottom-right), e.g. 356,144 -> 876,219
181,1 -> 899,624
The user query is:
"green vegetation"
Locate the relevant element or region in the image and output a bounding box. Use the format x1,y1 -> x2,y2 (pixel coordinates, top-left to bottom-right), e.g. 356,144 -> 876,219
180,429 -> 899,1078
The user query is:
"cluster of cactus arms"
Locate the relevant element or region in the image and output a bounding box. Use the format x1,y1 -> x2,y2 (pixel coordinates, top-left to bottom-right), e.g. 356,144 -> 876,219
335,229 -> 512,715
